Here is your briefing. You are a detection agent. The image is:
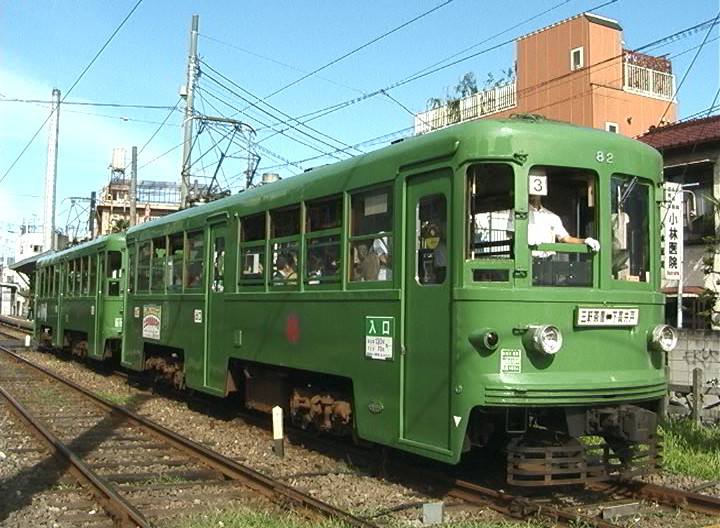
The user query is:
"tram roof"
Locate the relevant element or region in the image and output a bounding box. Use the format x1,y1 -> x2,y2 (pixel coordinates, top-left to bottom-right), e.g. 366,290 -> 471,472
127,117 -> 661,238
36,233 -> 126,267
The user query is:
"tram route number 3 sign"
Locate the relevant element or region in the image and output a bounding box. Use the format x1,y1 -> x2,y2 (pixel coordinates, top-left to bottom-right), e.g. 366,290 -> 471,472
365,316 -> 394,361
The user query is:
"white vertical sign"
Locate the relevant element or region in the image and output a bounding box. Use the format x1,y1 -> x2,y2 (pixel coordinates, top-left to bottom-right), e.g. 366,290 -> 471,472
662,182 -> 683,281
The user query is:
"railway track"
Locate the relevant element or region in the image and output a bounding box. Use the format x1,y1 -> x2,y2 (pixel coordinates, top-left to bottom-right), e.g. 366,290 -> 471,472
0,343 -> 377,528
272,411 -> 720,527
11,334 -> 720,527
0,315 -> 32,341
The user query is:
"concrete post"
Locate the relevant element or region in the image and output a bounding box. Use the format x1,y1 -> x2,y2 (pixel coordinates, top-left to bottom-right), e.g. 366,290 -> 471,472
692,367 -> 704,426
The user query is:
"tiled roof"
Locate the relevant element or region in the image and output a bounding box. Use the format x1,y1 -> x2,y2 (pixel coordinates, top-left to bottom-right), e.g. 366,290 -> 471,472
638,115 -> 720,150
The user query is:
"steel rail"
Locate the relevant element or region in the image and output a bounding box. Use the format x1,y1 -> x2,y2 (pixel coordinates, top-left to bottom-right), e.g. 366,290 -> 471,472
588,479 -> 720,515
0,383 -> 154,528
0,345 -> 378,528
444,477 -> 622,528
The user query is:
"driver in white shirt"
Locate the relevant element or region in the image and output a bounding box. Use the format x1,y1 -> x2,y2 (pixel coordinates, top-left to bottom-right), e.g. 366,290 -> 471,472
527,168 -> 600,256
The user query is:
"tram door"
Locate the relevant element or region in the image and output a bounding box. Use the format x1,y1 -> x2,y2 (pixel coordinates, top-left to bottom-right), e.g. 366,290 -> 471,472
204,220 -> 227,389
403,171 -> 452,450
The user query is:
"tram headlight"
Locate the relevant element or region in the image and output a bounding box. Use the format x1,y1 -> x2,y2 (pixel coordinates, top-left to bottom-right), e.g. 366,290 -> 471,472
468,328 -> 500,352
649,324 -> 677,352
526,325 -> 563,355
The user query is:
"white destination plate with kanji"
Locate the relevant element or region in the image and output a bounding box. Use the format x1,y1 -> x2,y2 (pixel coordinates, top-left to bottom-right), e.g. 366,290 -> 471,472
576,308 -> 639,326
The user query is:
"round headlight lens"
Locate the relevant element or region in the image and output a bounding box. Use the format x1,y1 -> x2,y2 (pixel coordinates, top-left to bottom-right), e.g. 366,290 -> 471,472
650,324 -> 677,352
531,325 -> 563,355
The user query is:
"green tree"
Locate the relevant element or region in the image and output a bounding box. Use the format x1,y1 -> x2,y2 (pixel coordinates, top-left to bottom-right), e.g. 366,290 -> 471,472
111,218 -> 130,233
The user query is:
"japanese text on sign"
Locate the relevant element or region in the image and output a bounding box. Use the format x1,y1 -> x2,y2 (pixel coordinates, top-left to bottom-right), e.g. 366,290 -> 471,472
576,308 -> 639,326
365,316 -> 394,360
662,182 -> 683,281
500,349 -> 522,374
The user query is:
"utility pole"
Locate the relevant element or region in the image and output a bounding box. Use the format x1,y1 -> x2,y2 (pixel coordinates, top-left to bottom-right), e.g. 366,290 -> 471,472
180,14 -> 199,209
43,88 -> 61,252
130,146 -> 137,227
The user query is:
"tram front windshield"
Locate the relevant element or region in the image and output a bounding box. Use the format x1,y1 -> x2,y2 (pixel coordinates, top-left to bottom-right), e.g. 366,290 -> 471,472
468,164 -> 598,287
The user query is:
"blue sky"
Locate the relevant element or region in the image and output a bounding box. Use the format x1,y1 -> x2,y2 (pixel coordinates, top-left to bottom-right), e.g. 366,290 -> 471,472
1,0 -> 718,235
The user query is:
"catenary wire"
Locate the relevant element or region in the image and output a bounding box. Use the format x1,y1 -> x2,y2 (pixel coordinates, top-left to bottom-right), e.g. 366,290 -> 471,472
0,0 -> 145,186
258,0 -> 458,102
657,11 -> 720,125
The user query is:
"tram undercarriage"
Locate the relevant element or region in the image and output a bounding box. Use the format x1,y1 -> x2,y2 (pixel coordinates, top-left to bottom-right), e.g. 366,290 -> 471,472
469,403 -> 662,486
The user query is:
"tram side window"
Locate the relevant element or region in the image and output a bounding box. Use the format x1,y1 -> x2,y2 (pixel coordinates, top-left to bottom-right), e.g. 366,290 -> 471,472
81,256 -> 89,295
107,251 -> 123,296
185,231 -> 205,290
239,213 -> 266,286
65,262 -> 72,296
75,259 -> 82,295
54,266 -> 60,296
212,235 -> 226,292
151,237 -> 166,293
127,244 -> 136,294
271,206 -> 300,286
350,187 -> 393,282
89,255 -> 97,295
137,242 -> 151,293
468,163 -> 514,260
612,175 -> 649,282
167,234 -> 184,291
306,196 -> 341,285
418,195 -> 448,285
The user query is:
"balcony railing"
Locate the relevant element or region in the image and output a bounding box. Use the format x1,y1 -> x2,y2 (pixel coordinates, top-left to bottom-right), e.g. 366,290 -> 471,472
414,82 -> 516,135
623,62 -> 675,101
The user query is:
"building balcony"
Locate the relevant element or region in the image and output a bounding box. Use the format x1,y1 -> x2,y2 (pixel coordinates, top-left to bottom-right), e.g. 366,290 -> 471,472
414,82 -> 517,135
623,50 -> 675,101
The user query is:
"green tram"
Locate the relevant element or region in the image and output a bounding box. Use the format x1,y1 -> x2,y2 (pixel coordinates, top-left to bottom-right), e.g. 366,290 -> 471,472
36,116 -> 677,485
34,233 -> 126,359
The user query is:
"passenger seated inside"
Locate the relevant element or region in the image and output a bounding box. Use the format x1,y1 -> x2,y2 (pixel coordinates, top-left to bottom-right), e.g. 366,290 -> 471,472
273,253 -> 297,283
353,236 -> 392,281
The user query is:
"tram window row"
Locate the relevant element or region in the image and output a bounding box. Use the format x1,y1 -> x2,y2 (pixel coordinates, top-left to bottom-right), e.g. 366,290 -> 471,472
127,185 -> 396,294
35,251 -> 123,298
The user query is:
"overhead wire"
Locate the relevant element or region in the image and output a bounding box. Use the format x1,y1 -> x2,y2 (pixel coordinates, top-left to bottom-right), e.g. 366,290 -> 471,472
0,98 -> 176,109
0,0 -> 145,186
198,33 -> 366,95
138,98 -> 183,155
197,80 -> 346,160
201,61 -> 362,156
259,0 -> 458,102
657,11 -> 720,125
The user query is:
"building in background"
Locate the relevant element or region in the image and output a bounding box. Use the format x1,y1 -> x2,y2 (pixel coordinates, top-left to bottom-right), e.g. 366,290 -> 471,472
94,179 -> 182,236
415,12 -> 676,137
0,221 -> 44,316
639,115 -> 720,329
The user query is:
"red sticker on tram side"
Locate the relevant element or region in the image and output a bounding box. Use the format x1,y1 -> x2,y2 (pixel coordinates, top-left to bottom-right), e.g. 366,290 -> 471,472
285,313 -> 300,343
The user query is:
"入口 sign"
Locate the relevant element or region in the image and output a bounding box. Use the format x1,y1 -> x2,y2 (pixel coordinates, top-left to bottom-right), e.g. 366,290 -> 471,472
365,316 -> 394,360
